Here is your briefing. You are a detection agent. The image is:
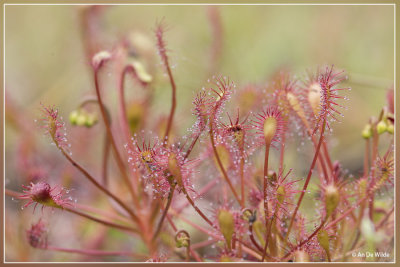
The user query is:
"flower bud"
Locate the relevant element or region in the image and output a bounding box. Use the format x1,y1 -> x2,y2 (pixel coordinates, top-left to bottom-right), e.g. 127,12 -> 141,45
76,113 -> 87,126
92,51 -> 111,69
242,209 -> 256,223
131,60 -> 153,84
263,117 -> 277,144
175,231 -> 190,248
387,123 -> 394,134
361,124 -> 372,139
217,210 -> 235,250
69,110 -> 79,125
324,184 -> 339,218
293,250 -> 310,262
376,120 -> 387,134
84,114 -> 98,127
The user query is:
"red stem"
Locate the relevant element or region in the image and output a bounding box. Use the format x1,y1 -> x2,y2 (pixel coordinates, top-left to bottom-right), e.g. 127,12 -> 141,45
249,224 -> 263,252
153,183 -> 176,239
118,65 -> 135,143
58,147 -> 139,223
162,54 -> 177,145
93,69 -> 139,208
184,133 -> 200,160
176,178 -> 217,213
64,207 -> 138,234
209,120 -> 242,207
101,134 -> 110,186
182,188 -> 213,227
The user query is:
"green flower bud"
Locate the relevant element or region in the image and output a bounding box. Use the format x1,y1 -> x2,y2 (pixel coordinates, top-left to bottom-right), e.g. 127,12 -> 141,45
242,209 -> 253,223
175,233 -> 190,248
361,124 -> 372,139
376,120 -> 387,134
76,114 -> 87,126
69,110 -> 79,125
84,114 -> 98,128
387,123 -> 394,134
217,210 -> 235,250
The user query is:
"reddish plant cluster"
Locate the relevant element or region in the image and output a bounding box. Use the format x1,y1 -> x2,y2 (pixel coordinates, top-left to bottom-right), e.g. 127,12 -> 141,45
5,9 -> 394,263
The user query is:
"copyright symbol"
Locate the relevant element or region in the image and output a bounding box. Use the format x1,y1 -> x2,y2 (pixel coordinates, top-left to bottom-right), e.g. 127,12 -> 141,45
352,252 -> 356,257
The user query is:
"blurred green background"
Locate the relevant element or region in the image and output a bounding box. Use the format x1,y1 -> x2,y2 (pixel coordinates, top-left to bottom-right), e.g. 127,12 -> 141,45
5,4 -> 394,156
5,4 -> 394,261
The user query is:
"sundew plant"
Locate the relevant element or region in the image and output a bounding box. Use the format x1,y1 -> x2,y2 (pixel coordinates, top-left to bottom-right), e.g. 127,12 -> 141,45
5,5 -> 395,262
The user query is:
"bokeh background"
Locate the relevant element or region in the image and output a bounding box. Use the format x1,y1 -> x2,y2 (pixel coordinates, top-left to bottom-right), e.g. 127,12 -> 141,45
5,5 -> 394,261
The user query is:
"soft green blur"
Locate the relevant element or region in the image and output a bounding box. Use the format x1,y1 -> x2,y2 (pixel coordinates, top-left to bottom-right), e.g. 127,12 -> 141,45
5,5 -> 394,159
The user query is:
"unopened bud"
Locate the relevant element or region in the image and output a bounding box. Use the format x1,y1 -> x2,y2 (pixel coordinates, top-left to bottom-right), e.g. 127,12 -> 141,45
76,114 -> 87,126
387,123 -> 394,134
217,210 -> 235,250
376,120 -> 387,134
131,60 -> 153,84
175,231 -> 190,248
69,110 -> 79,125
92,51 -> 111,69
85,114 -> 98,127
361,124 -> 372,139
242,209 -> 256,223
